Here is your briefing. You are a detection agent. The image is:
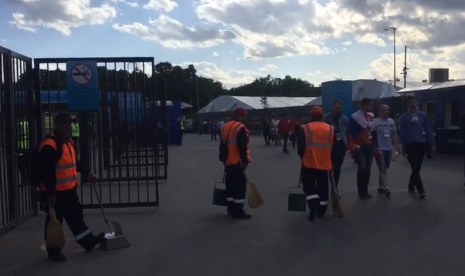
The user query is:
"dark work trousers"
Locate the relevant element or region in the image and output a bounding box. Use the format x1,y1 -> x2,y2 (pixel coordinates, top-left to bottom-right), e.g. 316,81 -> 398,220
301,167 -> 329,215
16,150 -> 29,186
331,141 -> 347,187
282,134 -> 289,152
43,189 -> 95,254
406,142 -> 427,193
355,144 -> 374,196
224,164 -> 247,214
263,128 -> 271,144
211,130 -> 217,140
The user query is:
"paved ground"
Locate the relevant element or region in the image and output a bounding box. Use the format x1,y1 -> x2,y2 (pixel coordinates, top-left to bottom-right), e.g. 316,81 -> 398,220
0,133 -> 464,276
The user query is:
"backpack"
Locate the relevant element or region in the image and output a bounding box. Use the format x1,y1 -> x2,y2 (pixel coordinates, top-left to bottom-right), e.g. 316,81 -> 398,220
219,122 -> 239,162
29,135 -> 63,187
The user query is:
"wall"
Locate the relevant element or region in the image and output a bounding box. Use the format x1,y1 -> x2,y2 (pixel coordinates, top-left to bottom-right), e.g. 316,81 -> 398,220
415,87 -> 465,155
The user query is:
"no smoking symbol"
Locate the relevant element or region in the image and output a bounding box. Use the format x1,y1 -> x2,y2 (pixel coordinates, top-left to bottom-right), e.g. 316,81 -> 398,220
71,64 -> 93,85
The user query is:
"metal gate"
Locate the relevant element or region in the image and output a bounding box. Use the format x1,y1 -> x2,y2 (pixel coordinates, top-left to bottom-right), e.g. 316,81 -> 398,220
34,57 -> 167,208
0,46 -> 38,236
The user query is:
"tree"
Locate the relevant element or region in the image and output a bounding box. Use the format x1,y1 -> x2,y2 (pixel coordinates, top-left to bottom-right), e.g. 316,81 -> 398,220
260,96 -> 270,109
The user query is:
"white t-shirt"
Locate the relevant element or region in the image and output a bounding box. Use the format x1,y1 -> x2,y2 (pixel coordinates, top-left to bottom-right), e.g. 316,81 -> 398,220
373,117 -> 396,151
271,119 -> 279,127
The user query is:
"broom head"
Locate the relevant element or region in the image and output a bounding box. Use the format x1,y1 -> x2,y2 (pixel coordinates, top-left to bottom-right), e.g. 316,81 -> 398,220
46,208 -> 66,248
329,170 -> 344,217
247,181 -> 264,209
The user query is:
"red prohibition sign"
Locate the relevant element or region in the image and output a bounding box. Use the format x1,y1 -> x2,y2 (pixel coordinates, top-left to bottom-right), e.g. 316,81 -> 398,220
71,64 -> 93,85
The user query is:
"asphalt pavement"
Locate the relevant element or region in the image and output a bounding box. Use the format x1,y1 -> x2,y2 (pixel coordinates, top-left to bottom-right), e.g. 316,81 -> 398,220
0,133 -> 464,276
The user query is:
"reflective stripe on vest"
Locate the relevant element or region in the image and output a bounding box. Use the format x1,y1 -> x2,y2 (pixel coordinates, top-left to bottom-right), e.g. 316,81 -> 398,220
39,136 -> 77,191
225,123 -> 243,144
303,123 -> 333,149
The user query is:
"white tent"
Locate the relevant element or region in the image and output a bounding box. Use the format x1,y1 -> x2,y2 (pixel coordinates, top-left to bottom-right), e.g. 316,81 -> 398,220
198,96 -> 316,113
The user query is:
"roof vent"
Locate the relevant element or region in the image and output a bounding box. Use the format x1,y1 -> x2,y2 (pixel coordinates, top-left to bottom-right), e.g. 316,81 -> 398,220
429,68 -> 449,83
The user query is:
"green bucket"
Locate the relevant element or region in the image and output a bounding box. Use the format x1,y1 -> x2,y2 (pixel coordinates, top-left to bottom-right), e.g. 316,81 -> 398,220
212,182 -> 227,206
287,187 -> 307,212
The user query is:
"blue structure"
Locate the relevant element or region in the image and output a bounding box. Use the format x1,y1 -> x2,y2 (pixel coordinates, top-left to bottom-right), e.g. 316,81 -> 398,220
66,60 -> 99,111
398,80 -> 465,155
321,80 -> 354,117
167,101 -> 182,146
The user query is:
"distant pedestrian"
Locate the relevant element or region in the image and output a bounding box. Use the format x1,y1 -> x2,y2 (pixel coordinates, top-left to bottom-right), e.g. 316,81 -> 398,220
278,114 -> 291,153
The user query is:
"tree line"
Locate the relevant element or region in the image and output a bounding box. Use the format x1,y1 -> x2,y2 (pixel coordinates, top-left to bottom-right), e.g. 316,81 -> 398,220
13,62 -> 321,111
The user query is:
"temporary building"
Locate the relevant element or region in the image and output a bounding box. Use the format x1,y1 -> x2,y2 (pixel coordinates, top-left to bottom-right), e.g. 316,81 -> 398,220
198,96 -> 316,113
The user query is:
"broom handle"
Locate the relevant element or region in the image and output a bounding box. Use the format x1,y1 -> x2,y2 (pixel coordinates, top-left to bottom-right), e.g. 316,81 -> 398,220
49,205 -> 56,220
329,170 -> 337,192
91,182 -> 111,231
298,164 -> 302,188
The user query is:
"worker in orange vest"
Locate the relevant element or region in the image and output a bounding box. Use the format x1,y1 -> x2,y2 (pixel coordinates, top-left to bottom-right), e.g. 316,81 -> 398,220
38,113 -> 105,261
297,106 -> 336,221
219,108 -> 252,219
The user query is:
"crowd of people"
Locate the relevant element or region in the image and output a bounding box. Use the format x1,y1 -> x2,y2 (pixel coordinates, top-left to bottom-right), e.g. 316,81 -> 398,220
218,95 -> 436,221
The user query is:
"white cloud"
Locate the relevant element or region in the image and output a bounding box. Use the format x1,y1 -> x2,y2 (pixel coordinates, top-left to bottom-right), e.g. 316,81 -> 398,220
307,70 -> 322,76
258,64 -> 277,71
111,0 -> 138,8
7,0 -> 117,35
342,40 -> 352,46
113,15 -> 236,48
213,51 -> 219,56
143,0 -> 178,12
179,61 -> 262,88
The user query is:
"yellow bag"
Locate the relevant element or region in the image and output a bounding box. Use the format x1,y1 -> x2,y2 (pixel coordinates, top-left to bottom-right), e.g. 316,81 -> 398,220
245,171 -> 264,209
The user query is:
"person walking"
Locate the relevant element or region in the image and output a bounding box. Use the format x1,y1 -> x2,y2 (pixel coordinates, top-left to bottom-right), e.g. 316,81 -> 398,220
290,116 -> 301,149
278,114 -> 291,154
323,99 -> 349,188
373,104 -> 400,198
219,108 -> 252,219
262,116 -> 271,145
399,96 -> 435,199
348,98 -> 375,199
39,113 -> 105,261
297,106 -> 335,221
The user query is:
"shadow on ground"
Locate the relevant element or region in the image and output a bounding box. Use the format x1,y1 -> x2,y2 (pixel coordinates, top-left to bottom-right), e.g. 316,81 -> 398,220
0,134 -> 464,276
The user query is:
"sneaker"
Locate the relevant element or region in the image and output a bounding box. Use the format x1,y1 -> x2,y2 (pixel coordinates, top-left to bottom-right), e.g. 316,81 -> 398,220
419,193 -> 426,199
385,188 -> 391,198
308,210 -> 316,221
47,253 -> 67,262
377,187 -> 385,194
232,211 -> 252,219
359,193 -> 372,199
84,232 -> 106,253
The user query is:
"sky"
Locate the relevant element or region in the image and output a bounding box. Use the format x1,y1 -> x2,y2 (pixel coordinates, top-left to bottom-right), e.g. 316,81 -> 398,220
1,0 -> 464,89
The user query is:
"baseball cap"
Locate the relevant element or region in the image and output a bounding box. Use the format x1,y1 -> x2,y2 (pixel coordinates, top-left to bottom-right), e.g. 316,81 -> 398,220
234,107 -> 247,116
310,106 -> 323,117
54,113 -> 73,123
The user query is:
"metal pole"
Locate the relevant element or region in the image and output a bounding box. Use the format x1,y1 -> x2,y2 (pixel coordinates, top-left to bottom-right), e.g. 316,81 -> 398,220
196,76 -> 200,112
393,28 -> 396,88
404,45 -> 407,88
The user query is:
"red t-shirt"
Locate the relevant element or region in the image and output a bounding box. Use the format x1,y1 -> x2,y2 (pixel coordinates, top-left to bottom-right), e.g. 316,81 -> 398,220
278,119 -> 291,135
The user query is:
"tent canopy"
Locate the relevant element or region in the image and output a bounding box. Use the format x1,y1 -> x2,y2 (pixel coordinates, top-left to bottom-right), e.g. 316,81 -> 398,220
198,96 -> 316,113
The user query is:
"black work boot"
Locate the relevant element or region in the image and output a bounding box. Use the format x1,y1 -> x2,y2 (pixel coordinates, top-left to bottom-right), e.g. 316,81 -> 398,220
231,207 -> 252,219
308,208 -> 316,221
226,202 -> 233,216
47,247 -> 67,262
82,232 -> 106,253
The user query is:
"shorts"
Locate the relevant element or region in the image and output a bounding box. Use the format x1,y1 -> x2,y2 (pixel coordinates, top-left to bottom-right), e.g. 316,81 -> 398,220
376,150 -> 392,170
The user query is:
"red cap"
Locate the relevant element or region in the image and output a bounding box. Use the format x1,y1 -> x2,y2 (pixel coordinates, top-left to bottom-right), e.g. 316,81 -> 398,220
310,106 -> 323,116
234,107 -> 247,116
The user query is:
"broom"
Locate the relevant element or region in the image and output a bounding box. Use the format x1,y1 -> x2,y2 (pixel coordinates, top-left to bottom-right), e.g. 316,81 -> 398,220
329,170 -> 344,218
45,206 -> 66,248
245,171 -> 264,209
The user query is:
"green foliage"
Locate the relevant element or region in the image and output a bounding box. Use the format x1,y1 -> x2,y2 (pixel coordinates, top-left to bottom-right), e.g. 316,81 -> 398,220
260,96 -> 270,109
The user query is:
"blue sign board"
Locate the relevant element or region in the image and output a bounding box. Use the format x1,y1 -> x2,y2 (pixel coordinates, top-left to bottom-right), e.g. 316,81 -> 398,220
66,60 -> 99,111
321,80 -> 354,118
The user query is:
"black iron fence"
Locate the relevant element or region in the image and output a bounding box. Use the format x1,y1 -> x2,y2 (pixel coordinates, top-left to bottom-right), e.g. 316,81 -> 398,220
1,46 -> 168,236
0,46 -> 38,236
34,58 -> 166,209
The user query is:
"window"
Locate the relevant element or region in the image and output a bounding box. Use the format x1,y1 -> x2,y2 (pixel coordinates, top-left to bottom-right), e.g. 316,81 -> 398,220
423,101 -> 436,130
444,99 -> 460,128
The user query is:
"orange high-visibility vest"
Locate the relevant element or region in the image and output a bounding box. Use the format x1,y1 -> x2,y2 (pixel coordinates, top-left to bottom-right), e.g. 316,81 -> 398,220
39,135 -> 78,192
221,121 -> 252,166
301,122 -> 334,170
